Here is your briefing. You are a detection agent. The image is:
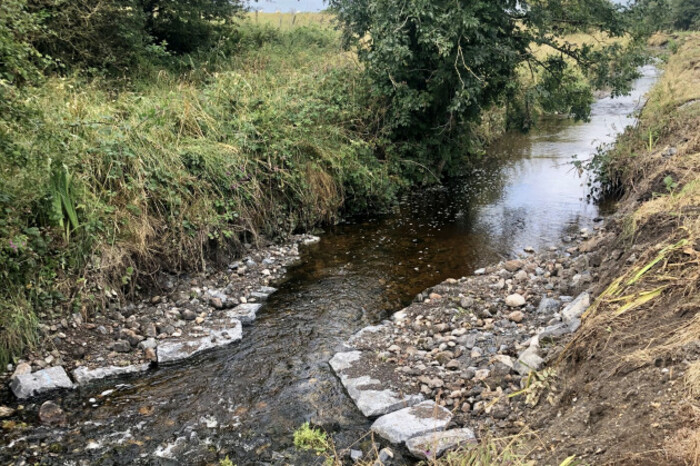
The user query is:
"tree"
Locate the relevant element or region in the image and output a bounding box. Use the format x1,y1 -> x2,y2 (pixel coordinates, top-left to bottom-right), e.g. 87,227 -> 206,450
329,0 -> 646,173
141,0 -> 245,54
671,0 -> 700,31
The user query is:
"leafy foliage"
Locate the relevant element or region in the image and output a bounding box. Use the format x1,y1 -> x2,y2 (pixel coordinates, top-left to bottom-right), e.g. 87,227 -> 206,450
628,0 -> 700,33
330,0 -> 648,174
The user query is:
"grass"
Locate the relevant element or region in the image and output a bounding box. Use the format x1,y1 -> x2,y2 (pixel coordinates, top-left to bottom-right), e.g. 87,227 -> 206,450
247,11 -> 335,30
0,20 -> 395,366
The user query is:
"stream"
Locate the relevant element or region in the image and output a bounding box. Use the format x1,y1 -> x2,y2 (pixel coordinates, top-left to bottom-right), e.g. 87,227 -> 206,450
0,66 -> 658,465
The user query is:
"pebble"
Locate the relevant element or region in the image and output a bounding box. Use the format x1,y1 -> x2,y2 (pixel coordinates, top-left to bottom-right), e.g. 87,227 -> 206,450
505,294 -> 526,307
38,400 -> 67,426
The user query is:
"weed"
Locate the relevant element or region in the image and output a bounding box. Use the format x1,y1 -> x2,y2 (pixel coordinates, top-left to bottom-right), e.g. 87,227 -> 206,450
293,423 -> 330,455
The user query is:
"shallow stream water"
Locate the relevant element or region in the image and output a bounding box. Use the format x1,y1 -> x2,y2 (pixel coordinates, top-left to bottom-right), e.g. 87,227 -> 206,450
0,66 -> 659,465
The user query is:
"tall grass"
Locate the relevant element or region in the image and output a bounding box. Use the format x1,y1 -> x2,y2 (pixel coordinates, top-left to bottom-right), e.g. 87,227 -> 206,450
0,21 -> 394,366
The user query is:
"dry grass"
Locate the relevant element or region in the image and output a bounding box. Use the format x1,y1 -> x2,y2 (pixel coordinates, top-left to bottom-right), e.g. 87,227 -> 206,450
246,11 -> 335,30
530,31 -> 628,61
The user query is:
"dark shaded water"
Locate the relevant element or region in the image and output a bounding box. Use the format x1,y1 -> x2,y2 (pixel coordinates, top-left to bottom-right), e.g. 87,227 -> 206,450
0,67 -> 658,465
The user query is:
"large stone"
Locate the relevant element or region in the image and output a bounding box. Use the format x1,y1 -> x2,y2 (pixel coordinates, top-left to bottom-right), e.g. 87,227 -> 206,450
157,323 -> 243,364
538,323 -> 571,343
505,294 -> 526,307
514,347 -> 544,375
562,292 -> 591,323
329,351 -> 423,417
250,286 -> 277,301
406,428 -> 477,459
537,297 -> 561,314
371,401 -> 452,444
10,366 -> 73,399
226,303 -> 262,326
72,363 -> 151,386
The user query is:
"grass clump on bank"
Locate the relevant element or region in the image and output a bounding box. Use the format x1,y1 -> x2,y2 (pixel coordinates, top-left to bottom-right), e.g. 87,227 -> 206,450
0,21 -> 395,367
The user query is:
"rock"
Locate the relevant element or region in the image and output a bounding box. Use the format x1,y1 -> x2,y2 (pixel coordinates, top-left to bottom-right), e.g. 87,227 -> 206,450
508,311 -> 524,323
538,323 -> 571,342
11,362 -> 31,379
226,303 -> 263,326
139,337 -> 158,350
524,246 -> 535,253
0,406 -> 15,418
145,348 -> 157,361
562,292 -> 591,323
72,364 -> 150,385
537,297 -> 561,314
182,310 -> 197,321
39,400 -> 67,426
303,236 -> 321,245
406,428 -> 477,459
120,328 -> 144,347
505,294 -> 526,307
250,286 -> 277,301
350,449 -> 363,462
145,324 -> 157,338
504,260 -> 524,272
157,323 -> 243,364
514,347 -> 544,375
329,351 -> 423,417
209,297 -> 224,309
473,268 -> 486,276
376,447 -> 394,465
371,401 -> 452,444
111,340 -> 132,353
10,366 -> 73,399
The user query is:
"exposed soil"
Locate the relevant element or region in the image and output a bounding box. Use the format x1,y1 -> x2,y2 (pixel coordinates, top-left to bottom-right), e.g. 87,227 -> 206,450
518,40 -> 700,465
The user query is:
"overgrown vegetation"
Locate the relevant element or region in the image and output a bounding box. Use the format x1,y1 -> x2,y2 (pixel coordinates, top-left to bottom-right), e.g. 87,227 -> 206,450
329,0 -> 649,178
0,12 -> 395,366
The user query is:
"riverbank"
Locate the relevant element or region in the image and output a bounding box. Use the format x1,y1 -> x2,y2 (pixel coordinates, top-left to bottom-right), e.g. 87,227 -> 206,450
0,21 -> 397,369
329,33 -> 700,465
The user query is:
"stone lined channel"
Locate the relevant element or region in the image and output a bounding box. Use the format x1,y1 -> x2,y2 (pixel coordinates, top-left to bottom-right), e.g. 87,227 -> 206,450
0,66 -> 658,465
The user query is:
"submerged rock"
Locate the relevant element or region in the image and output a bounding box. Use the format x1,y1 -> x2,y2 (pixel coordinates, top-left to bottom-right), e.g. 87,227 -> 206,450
39,400 -> 67,426
157,323 -> 243,364
10,366 -> 73,399
72,364 -> 150,386
371,401 -> 452,444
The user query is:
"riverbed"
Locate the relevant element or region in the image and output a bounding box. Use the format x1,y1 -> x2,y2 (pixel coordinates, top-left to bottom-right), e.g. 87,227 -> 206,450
0,66 -> 658,465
